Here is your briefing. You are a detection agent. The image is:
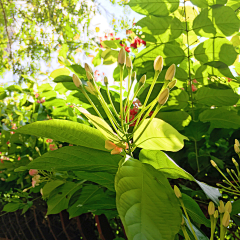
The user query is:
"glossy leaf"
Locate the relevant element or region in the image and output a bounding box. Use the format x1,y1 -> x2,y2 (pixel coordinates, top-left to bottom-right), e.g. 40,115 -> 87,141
50,68 -> 70,78
133,118 -> 188,151
115,156 -> 181,240
20,146 -> 121,174
16,119 -> 107,151
190,0 -> 227,8
139,149 -> 221,204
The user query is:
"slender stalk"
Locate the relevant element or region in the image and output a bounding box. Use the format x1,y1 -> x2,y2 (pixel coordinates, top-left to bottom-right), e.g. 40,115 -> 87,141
194,140 -> 200,173
181,225 -> 191,240
119,66 -> 124,129
106,86 -> 119,118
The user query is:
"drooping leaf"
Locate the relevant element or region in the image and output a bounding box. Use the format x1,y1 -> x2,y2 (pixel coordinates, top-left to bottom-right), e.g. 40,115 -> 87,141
128,0 -> 180,17
133,118 -> 188,152
195,87 -> 239,106
139,149 -> 221,204
18,146 -> 121,174
199,108 -> 240,129
50,68 -> 70,78
42,180 -> 65,198
115,156 -> 181,240
16,119 -> 107,151
47,182 -> 82,215
182,193 -> 210,227
68,185 -> 116,218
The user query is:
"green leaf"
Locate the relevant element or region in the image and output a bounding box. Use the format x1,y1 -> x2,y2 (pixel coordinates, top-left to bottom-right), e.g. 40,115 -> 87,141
16,120 -> 107,151
68,185 -> 116,218
194,38 -> 238,66
50,68 -> 70,78
59,44 -> 69,58
101,40 -> 119,49
199,108 -> 240,129
47,182 -> 81,214
182,193 -> 210,227
128,0 -> 180,17
42,180 -> 65,198
136,16 -> 183,43
6,85 -> 22,92
101,49 -> 119,65
22,146 -> 121,174
156,111 -> 192,130
134,43 -> 185,67
92,49 -> 103,67
193,6 -> 240,37
133,118 -> 188,152
184,121 -> 210,141
77,107 -> 120,143
195,87 -> 239,106
115,156 -> 182,240
38,83 -> 52,92
139,149 -> 221,204
53,75 -> 73,83
232,199 -> 240,215
227,0 -> 240,11
67,64 -> 87,81
190,0 -> 227,8
3,203 -> 24,212
73,171 -> 115,191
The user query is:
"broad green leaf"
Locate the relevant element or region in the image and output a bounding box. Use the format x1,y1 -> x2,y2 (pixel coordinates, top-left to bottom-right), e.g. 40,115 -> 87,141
156,111 -> 192,130
43,98 -> 66,108
53,75 -> 73,83
134,43 -> 185,67
199,108 -> 240,129
16,120 -> 107,151
38,83 -> 52,92
190,0 -> 227,8
136,16 -> 183,43
184,121 -> 210,141
3,203 -> 24,212
182,193 -> 210,227
101,40 -> 119,49
133,118 -> 188,151
227,0 -> 240,11
77,107 -> 120,143
67,64 -> 87,81
20,146 -> 121,174
194,38 -> 238,66
195,87 -> 239,106
128,0 -> 180,17
40,90 -> 57,100
92,49 -> 103,67
73,171 -> 115,191
139,149 -> 221,204
42,180 -> 65,198
47,182 -> 81,214
193,6 -> 240,37
50,68 -> 70,78
59,44 -> 69,58
68,185 -> 116,218
6,85 -> 22,92
115,156 -> 181,240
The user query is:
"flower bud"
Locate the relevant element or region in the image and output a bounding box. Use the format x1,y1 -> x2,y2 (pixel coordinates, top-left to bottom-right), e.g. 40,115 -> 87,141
235,139 -> 240,147
29,169 -> 38,176
218,200 -> 225,213
214,210 -> 218,219
35,146 -> 39,152
174,185 -> 182,198
104,76 -> 108,86
85,82 -> 97,95
126,56 -> 132,69
168,79 -> 177,90
225,201 -> 232,214
208,202 -> 215,216
118,48 -> 126,66
165,64 -> 176,81
232,158 -> 239,167
234,144 -> 240,154
84,63 -> 92,73
181,216 -> 185,226
154,56 -> 163,72
73,74 -> 82,88
158,88 -> 169,105
138,75 -> 146,89
210,160 -> 217,168
131,71 -> 136,82
222,211 -> 230,227
86,71 -> 94,81
226,168 -> 230,174
22,188 -> 28,192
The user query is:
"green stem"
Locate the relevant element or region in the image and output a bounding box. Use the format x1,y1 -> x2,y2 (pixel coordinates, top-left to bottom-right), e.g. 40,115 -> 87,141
106,85 -> 119,118
180,199 -> 198,240
181,225 -> 191,240
194,140 -> 200,173
119,66 -> 124,129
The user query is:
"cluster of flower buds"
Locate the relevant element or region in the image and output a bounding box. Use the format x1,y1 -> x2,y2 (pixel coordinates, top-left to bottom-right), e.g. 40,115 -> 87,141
72,47 -> 177,155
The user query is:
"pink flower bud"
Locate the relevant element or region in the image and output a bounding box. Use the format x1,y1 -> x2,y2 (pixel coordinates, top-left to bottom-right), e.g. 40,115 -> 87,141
29,169 -> 38,176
